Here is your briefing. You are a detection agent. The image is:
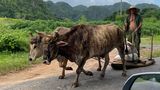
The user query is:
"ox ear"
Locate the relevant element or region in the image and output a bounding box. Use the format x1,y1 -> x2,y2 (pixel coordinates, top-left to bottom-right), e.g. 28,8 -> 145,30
52,31 -> 59,38
127,41 -> 133,47
29,32 -> 33,37
37,32 -> 46,38
56,41 -> 68,47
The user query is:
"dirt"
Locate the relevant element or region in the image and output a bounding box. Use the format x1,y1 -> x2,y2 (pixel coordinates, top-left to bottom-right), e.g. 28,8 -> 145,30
0,49 -> 117,87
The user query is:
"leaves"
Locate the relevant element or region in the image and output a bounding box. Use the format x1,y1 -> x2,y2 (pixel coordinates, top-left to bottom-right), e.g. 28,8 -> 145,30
0,0 -> 54,20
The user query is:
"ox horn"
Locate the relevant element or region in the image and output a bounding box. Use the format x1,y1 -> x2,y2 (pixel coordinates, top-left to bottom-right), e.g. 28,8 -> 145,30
29,32 -> 33,37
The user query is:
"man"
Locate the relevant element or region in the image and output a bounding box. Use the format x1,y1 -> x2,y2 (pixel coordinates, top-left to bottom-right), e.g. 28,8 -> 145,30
125,6 -> 142,61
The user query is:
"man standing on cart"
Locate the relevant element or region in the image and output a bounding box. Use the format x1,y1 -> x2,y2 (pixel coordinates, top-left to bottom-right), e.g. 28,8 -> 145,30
125,6 -> 143,61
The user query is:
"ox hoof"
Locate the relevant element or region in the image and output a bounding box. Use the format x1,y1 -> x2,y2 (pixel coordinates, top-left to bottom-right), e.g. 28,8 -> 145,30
99,74 -> 105,79
65,67 -> 73,70
122,72 -> 127,77
58,75 -> 65,79
72,82 -> 79,88
85,71 -> 93,76
97,68 -> 101,71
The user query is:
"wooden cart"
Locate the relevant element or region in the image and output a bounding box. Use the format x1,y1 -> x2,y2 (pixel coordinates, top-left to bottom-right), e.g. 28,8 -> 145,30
111,59 -> 155,70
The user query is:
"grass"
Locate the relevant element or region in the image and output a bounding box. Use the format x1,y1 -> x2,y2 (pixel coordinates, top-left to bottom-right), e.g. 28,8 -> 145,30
141,49 -> 160,58
0,52 -> 41,75
141,35 -> 160,58
141,35 -> 160,45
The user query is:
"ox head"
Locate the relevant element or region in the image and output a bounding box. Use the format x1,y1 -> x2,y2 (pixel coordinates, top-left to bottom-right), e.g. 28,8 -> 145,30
38,32 -> 69,65
29,33 -> 43,62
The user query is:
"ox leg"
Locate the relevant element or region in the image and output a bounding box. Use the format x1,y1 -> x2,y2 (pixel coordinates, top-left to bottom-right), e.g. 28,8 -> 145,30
82,69 -> 93,76
100,54 -> 109,79
97,57 -> 102,71
117,46 -> 127,76
58,60 -> 68,79
131,47 -> 135,62
72,59 -> 86,88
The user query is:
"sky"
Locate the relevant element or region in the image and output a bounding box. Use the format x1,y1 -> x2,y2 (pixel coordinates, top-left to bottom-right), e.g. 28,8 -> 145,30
44,0 -> 160,7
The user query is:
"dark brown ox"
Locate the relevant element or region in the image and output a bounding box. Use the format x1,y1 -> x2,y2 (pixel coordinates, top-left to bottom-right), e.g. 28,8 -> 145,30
41,24 -> 126,87
29,27 -> 102,79
28,27 -> 73,79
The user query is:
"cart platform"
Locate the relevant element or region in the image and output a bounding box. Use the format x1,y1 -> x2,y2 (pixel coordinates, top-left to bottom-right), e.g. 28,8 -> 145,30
111,59 -> 155,70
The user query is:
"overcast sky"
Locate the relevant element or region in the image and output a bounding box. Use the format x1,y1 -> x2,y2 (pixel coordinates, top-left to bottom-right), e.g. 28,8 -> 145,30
44,0 -> 160,7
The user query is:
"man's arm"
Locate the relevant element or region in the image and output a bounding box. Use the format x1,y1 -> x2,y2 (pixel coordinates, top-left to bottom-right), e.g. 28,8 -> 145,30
135,15 -> 143,32
136,22 -> 142,30
124,16 -> 129,32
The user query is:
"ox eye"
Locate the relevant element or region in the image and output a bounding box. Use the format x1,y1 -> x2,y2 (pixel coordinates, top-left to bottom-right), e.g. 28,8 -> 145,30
34,45 -> 37,49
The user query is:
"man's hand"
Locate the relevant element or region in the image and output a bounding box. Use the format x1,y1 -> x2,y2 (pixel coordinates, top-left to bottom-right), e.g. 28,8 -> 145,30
134,28 -> 138,32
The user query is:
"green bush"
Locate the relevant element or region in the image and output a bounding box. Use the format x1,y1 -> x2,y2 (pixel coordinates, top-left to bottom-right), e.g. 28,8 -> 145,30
0,34 -> 21,52
10,21 -> 31,30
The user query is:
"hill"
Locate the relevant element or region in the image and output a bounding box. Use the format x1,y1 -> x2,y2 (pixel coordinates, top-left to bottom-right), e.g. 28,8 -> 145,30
46,1 -> 159,20
0,0 -> 159,20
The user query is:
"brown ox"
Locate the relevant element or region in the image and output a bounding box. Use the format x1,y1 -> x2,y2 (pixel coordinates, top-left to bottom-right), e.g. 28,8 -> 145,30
41,24 -> 126,87
29,27 -> 102,79
28,27 -> 73,79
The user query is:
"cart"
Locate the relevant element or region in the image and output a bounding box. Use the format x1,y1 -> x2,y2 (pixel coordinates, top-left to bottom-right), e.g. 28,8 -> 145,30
111,31 -> 155,70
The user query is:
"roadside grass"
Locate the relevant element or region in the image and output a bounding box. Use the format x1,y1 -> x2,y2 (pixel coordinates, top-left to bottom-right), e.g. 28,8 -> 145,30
0,52 -> 41,75
153,50 -> 160,57
141,35 -> 160,45
141,49 -> 160,59
141,35 -> 160,58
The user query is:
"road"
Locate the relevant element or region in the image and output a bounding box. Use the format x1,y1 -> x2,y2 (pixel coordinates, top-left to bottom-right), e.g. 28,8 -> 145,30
0,57 -> 160,90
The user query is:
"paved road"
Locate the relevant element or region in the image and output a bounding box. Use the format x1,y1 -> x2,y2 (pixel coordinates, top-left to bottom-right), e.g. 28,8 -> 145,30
1,57 -> 160,90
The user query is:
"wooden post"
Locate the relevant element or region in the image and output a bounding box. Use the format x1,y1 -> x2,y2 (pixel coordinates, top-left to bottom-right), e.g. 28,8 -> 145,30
149,30 -> 154,60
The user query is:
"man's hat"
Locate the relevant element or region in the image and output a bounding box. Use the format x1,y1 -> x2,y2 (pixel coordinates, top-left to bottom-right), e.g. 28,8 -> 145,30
127,6 -> 140,13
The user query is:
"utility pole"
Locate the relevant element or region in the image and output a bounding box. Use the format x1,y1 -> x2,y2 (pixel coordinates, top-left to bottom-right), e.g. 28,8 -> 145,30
120,0 -> 122,16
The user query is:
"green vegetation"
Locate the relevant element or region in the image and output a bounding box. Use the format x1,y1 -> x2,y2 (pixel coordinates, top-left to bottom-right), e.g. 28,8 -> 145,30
0,52 -> 29,75
0,0 -> 54,20
141,35 -> 160,45
0,52 -> 42,75
0,0 -> 160,20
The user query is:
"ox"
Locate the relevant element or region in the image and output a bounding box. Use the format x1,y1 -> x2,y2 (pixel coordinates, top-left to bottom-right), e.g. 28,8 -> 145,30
29,27 -> 102,79
40,24 -> 127,87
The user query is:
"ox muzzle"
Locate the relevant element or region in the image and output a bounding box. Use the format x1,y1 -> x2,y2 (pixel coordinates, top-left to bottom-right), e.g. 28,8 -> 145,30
43,60 -> 51,65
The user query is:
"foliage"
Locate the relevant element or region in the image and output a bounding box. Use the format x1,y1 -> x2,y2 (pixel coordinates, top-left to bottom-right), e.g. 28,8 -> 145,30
78,15 -> 88,24
0,30 -> 28,52
1,1 -> 159,21
0,0 -> 54,20
0,17 -> 160,53
0,34 -> 21,52
140,8 -> 160,20
142,18 -> 160,36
